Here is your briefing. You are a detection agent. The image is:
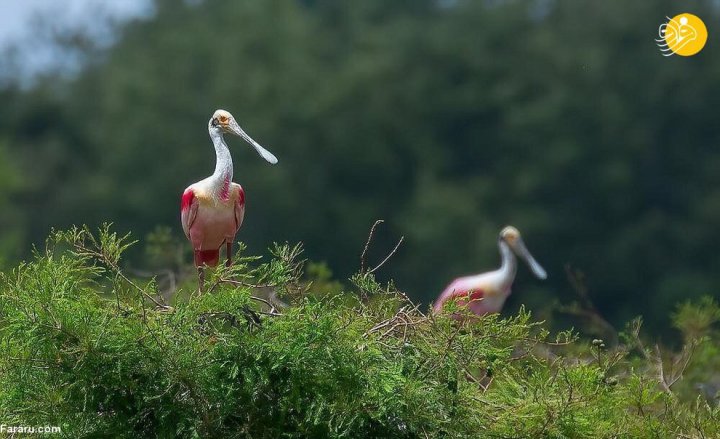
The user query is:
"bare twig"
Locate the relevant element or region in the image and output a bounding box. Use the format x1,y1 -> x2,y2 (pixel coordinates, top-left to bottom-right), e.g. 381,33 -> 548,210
368,236 -> 405,275
207,279 -> 284,317
667,341 -> 696,388
631,318 -> 696,396
363,304 -> 427,340
71,239 -> 168,310
654,344 -> 673,395
117,271 -> 168,309
359,219 -> 405,277
360,220 -> 384,272
219,278 -> 278,289
248,295 -> 283,316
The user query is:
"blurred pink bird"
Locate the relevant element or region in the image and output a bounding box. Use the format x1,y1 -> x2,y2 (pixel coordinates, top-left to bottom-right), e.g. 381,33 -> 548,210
433,226 -> 547,316
181,109 -> 277,290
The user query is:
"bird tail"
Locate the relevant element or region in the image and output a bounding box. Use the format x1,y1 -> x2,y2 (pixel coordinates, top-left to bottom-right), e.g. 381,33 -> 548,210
194,249 -> 220,267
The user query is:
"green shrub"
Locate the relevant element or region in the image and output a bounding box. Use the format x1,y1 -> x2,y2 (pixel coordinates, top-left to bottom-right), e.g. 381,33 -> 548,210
0,226 -> 717,438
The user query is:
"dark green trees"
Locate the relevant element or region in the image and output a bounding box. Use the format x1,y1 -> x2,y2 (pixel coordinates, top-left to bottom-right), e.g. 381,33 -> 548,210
1,0 -> 719,330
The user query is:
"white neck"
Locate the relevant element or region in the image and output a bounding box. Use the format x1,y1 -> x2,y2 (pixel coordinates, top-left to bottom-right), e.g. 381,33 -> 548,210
208,130 -> 233,198
496,240 -> 517,290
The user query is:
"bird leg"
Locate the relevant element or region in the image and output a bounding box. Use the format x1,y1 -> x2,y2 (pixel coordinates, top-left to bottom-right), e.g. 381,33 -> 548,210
226,241 -> 233,267
197,266 -> 205,293
194,249 -> 206,293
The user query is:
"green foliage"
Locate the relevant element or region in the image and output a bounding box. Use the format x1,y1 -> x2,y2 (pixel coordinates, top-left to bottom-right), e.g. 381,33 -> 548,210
673,296 -> 720,340
671,297 -> 720,406
0,227 -> 718,438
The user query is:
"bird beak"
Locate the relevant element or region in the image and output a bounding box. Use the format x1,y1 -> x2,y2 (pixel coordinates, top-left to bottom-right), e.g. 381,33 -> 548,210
509,238 -> 547,279
227,119 -> 278,164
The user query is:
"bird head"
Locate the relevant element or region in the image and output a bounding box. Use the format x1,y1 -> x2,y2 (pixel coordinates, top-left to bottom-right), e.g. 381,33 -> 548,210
500,226 -> 547,279
209,109 -> 278,164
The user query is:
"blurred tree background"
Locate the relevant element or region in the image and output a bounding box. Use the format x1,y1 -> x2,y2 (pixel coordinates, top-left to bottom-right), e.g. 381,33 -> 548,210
1,0 -> 719,333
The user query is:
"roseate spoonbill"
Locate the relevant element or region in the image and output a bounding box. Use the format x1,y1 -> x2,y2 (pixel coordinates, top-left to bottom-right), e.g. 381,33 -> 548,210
433,226 -> 546,316
181,109 -> 277,290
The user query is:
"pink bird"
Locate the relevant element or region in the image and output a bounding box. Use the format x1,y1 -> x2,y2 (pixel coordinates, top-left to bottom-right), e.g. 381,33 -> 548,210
181,109 -> 277,290
433,226 -> 547,316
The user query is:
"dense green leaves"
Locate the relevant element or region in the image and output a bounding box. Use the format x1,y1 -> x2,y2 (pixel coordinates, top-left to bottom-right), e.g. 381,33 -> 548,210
0,227 -> 718,437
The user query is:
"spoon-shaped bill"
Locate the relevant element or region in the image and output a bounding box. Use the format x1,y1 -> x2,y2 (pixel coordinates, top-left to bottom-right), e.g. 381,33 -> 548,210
229,119 -> 278,164
511,238 -> 547,279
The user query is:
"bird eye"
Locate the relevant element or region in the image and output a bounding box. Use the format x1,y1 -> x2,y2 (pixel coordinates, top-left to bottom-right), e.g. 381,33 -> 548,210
211,118 -> 219,127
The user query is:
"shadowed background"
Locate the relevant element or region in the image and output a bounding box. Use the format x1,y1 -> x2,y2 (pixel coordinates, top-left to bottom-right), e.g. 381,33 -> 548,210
1,0 -> 719,334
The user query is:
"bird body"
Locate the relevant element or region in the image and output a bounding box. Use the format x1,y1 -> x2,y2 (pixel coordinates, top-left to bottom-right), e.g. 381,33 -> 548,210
181,109 -> 276,288
437,274 -> 509,316
181,180 -> 244,266
433,226 -> 546,316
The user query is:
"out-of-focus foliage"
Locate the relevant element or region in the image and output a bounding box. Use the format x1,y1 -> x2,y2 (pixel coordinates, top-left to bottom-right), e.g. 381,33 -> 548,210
0,226 -> 718,437
671,296 -> 720,404
1,0 -> 720,332
0,139 -> 25,266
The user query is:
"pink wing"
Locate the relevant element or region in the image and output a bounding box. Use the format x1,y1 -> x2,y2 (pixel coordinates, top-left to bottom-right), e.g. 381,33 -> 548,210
433,278 -> 485,315
234,184 -> 245,232
181,188 -> 199,240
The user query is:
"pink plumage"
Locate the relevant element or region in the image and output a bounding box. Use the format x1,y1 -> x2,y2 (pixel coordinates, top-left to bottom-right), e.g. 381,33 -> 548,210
433,226 -> 547,317
180,183 -> 245,267
181,109 -> 277,290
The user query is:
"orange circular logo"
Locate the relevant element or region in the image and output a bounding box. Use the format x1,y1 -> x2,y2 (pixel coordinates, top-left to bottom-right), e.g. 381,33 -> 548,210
657,13 -> 708,57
